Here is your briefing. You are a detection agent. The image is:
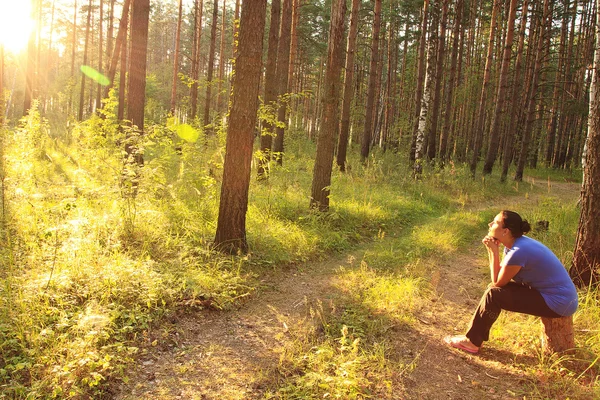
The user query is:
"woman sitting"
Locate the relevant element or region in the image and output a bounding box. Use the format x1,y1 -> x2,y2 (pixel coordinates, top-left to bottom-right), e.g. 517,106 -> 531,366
444,210 -> 578,354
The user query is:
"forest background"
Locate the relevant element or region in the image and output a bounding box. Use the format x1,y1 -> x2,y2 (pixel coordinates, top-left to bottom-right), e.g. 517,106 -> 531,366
0,0 -> 599,398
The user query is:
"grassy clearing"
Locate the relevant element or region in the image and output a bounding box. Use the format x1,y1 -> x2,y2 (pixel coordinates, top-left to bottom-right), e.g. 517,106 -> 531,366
0,107 -> 597,398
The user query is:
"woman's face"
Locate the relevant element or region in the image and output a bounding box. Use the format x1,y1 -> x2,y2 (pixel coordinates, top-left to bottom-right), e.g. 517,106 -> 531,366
488,213 -> 506,239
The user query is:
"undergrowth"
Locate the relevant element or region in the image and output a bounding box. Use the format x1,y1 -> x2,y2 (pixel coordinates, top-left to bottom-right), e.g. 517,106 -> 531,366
0,105 -> 596,398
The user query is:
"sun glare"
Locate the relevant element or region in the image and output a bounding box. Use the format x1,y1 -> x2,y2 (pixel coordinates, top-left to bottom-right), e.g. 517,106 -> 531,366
0,2 -> 34,53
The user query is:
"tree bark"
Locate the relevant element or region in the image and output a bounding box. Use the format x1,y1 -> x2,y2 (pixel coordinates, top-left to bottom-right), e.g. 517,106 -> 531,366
216,0 -> 227,114
78,0 -> 93,121
214,0 -> 267,254
272,0 -> 293,164
360,0 -> 382,163
426,0 -> 448,162
410,0 -> 430,164
336,0 -> 361,172
126,0 -> 150,165
102,0 -> 131,100
469,0 -> 500,176
439,0 -> 463,165
310,0 -> 346,211
541,317 -> 575,353
203,0 -> 219,131
571,0 -> 600,287
257,0 -> 281,179
117,9 -> 128,122
190,0 -> 204,119
501,0 -> 528,182
96,0 -> 104,111
483,0 -> 517,175
514,0 -> 549,181
169,0 -> 183,115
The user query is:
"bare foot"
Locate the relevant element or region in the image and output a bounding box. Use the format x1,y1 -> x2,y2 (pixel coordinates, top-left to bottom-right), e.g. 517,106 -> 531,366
443,335 -> 480,354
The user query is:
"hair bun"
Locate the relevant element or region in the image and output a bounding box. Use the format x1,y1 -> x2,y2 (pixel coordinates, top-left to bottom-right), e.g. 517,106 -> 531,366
521,220 -> 531,234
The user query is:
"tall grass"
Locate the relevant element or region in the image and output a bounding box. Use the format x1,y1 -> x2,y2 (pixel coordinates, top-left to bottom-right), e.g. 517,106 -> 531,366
0,106 -> 596,397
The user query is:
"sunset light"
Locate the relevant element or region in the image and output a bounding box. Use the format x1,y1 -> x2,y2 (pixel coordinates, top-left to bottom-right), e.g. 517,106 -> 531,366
0,2 -> 34,53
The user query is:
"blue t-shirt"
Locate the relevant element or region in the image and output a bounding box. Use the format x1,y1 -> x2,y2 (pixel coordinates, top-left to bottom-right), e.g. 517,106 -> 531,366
502,236 -> 578,316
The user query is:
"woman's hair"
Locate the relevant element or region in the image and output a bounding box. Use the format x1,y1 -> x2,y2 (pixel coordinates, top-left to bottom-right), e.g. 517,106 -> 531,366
501,210 -> 531,238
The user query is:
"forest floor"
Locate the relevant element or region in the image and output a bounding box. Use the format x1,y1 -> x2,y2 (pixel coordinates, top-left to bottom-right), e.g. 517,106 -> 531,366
111,179 -> 583,399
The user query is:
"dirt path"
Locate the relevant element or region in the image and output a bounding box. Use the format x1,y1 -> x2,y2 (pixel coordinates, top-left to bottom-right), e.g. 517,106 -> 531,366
111,179 -> 581,399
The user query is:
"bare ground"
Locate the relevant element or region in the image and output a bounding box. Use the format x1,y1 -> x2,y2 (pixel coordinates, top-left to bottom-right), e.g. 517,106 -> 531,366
111,179 -> 584,399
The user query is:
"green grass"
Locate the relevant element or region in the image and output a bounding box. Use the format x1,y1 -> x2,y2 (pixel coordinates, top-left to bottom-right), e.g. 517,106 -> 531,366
0,106 -> 597,398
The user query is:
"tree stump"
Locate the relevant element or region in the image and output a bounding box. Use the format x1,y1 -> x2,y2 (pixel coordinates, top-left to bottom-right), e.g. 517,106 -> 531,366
541,316 -> 574,353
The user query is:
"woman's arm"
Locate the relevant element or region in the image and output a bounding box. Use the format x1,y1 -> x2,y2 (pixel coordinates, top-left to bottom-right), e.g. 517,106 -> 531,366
493,265 -> 522,287
482,236 -> 501,283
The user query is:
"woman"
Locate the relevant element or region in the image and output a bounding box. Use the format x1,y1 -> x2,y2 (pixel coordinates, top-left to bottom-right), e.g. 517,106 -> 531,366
444,210 -> 578,354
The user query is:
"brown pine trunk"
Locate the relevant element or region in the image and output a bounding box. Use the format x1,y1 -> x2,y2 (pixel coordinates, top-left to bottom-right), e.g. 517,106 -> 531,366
95,0 -> 104,111
106,0 -> 115,67
190,0 -> 204,119
216,0 -> 227,114
426,0 -> 448,162
126,0 -> 150,165
337,0 -> 361,171
514,0 -> 549,181
170,0 -> 183,115
545,6 -> 569,166
571,0 -> 600,287
103,0 -> 131,100
410,0 -> 430,163
482,0 -> 517,175
310,0 -> 346,210
360,0 -> 382,163
501,0 -> 529,181
541,317 -> 575,353
232,0 -> 240,57
469,0 -> 500,176
272,0 -> 293,164
78,0 -> 93,121
257,0 -> 281,178
214,0 -> 267,254
117,5 -> 129,122
439,0 -> 463,165
203,0 -> 219,131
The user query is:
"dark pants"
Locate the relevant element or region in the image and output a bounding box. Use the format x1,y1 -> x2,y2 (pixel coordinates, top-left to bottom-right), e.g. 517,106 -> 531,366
466,282 -> 561,347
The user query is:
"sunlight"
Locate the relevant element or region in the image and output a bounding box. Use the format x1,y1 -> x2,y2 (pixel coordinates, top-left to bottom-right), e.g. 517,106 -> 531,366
0,2 -> 34,53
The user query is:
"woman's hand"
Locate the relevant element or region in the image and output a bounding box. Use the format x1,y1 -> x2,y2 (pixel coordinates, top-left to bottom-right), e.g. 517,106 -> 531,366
482,235 -> 500,251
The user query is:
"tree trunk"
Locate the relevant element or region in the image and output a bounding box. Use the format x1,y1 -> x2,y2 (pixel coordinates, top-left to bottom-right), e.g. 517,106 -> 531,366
414,24 -> 435,176
257,0 -> 281,179
571,0 -> 600,287
203,0 -> 219,131
410,0 -> 430,164
117,7 -> 128,122
501,0 -> 529,182
546,4 -> 569,167
272,0 -> 293,164
541,317 -> 575,353
469,0 -> 500,176
439,0 -> 463,165
514,0 -> 549,181
309,0 -> 346,211
336,0 -> 361,172
214,0 -> 267,254
216,0 -> 227,114
103,0 -> 131,100
232,0 -> 240,57
126,0 -> 150,165
68,0 -> 77,115
483,0 -> 517,175
360,0 -> 382,163
78,0 -> 93,121
190,0 -> 204,119
96,0 -> 104,111
426,0 -> 448,162
169,0 -> 183,115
